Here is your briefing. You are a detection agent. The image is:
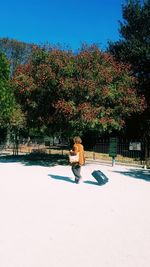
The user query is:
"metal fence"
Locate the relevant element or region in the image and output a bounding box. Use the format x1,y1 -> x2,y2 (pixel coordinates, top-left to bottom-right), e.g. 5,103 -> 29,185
0,137 -> 149,166
93,138 -> 146,165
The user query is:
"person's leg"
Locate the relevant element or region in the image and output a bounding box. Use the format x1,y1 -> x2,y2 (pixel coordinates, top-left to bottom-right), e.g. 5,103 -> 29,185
72,164 -> 81,183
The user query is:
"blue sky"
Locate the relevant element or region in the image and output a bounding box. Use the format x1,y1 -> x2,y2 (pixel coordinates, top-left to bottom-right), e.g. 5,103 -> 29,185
0,0 -> 125,51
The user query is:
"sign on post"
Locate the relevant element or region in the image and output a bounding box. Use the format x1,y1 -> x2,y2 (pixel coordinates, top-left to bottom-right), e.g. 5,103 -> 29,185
109,137 -> 118,166
129,142 -> 141,151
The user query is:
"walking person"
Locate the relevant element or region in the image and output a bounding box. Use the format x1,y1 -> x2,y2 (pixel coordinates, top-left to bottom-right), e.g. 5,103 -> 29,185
70,136 -> 85,184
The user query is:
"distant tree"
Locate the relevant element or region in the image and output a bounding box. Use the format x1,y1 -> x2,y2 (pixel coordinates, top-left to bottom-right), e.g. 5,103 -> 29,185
0,38 -> 34,75
108,0 -> 150,140
12,45 -> 145,138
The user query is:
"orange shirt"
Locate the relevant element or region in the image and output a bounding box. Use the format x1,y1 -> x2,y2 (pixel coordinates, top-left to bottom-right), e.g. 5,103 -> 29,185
73,143 -> 85,165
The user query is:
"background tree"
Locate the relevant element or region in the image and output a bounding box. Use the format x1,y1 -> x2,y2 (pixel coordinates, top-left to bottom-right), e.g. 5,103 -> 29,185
12,45 -> 145,140
0,38 -> 34,75
0,52 -> 15,125
108,0 -> 150,141
0,52 -> 25,144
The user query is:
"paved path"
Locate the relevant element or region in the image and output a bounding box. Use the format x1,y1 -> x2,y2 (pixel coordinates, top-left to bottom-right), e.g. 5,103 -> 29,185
0,160 -> 150,267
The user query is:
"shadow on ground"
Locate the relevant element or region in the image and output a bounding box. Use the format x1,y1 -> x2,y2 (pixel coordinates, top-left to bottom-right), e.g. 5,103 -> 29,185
0,154 -> 68,167
48,174 -> 75,183
84,170 -> 109,186
112,168 -> 150,182
84,181 -> 103,186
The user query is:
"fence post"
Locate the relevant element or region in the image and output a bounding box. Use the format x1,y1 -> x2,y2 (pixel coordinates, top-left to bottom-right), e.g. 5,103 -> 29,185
144,143 -> 148,169
112,156 -> 116,166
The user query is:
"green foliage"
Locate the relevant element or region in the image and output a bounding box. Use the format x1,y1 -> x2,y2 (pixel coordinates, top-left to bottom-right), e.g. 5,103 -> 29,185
9,104 -> 26,128
0,80 -> 14,124
0,52 -> 10,80
0,52 -> 14,125
0,52 -> 25,128
108,0 -> 150,138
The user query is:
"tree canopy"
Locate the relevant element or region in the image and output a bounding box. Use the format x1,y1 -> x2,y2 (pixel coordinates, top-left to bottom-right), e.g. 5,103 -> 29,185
108,0 -> 150,138
12,45 -> 145,138
0,52 -> 15,125
0,51 -> 25,129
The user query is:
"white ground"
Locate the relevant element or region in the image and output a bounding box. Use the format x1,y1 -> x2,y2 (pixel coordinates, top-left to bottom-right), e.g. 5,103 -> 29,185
0,160 -> 150,267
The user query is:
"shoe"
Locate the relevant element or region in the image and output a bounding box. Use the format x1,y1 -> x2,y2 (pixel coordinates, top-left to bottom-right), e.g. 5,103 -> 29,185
75,178 -> 79,184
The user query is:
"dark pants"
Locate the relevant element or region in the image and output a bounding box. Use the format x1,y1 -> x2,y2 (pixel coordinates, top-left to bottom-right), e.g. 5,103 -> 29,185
72,164 -> 81,183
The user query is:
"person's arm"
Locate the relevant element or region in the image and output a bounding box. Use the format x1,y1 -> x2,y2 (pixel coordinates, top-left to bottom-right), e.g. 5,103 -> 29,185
70,144 -> 78,155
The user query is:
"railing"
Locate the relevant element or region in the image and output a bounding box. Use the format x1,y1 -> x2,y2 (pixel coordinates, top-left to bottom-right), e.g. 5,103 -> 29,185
0,138 -> 149,167
93,139 -> 145,165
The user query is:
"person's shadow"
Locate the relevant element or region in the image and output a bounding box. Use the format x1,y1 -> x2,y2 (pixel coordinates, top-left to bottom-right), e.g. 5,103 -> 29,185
84,170 -> 109,186
48,174 -> 75,183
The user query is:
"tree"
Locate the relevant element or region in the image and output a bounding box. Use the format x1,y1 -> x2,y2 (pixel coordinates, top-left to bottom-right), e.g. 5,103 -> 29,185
12,45 -> 145,139
0,52 -> 25,146
108,0 -> 150,140
12,47 -> 73,137
0,38 -> 34,75
0,52 -> 15,125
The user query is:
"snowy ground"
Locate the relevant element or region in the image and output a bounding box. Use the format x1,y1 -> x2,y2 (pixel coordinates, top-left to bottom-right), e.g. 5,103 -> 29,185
0,159 -> 150,267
